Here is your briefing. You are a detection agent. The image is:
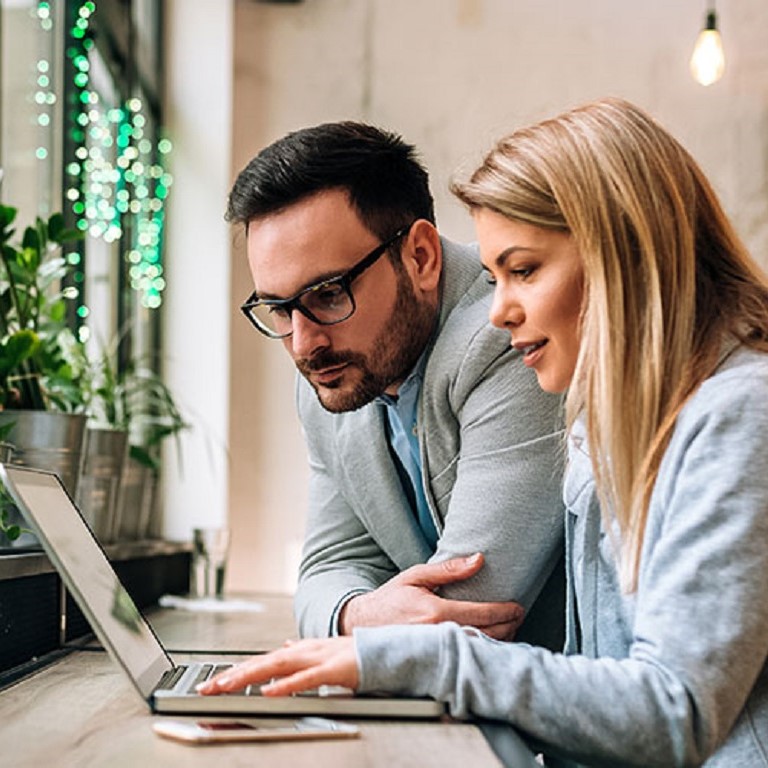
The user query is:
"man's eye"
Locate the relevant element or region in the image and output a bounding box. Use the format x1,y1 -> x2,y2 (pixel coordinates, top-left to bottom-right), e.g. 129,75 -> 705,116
311,283 -> 345,308
268,305 -> 291,319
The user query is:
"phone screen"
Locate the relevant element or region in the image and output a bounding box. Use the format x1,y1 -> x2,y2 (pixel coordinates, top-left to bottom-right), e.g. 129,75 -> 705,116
197,721 -> 259,731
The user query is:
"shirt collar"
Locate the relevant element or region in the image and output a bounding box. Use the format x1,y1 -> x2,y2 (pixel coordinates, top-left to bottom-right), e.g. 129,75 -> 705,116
376,347 -> 429,409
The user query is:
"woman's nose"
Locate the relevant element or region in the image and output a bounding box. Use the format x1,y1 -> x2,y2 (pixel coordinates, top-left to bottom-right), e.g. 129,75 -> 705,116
488,288 -> 523,331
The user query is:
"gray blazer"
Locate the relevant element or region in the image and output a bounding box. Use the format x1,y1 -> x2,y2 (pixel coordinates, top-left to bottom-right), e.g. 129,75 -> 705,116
294,238 -> 566,648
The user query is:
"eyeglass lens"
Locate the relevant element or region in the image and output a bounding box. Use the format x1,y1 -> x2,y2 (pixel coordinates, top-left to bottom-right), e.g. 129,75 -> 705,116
243,222 -> 412,338
247,279 -> 353,337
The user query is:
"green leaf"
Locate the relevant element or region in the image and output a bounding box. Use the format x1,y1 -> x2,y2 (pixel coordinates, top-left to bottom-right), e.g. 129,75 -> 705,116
47,212 -> 65,241
55,227 -> 83,244
21,225 -> 40,255
35,216 -> 48,252
2,242 -> 18,264
0,330 -> 39,371
0,288 -> 12,315
0,204 -> 17,235
47,298 -> 67,323
3,524 -> 21,541
25,245 -> 42,274
129,444 -> 159,471
63,229 -> 84,243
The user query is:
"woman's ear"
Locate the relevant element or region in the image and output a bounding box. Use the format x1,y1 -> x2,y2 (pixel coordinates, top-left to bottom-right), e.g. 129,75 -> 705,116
402,219 -> 442,293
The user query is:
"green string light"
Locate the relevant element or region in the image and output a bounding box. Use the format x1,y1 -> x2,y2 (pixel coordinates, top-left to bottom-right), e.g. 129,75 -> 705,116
51,0 -> 174,311
34,2 -> 55,168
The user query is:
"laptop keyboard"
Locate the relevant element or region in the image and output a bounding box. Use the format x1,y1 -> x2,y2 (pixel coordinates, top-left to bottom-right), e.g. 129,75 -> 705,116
155,663 -> 351,698
156,663 -> 233,693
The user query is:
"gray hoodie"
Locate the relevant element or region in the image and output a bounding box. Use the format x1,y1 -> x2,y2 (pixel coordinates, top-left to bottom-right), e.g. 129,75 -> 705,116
354,345 -> 768,768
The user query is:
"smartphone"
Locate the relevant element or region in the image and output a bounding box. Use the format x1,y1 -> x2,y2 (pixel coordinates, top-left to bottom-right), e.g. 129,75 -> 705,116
152,716 -> 361,744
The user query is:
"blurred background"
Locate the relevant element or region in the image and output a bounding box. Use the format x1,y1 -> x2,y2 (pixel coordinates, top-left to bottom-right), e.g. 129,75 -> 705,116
2,0 -> 767,595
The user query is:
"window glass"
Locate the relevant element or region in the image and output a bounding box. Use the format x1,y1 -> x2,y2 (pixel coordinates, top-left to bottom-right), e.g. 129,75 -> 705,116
0,0 -> 61,219
0,0 -> 170,370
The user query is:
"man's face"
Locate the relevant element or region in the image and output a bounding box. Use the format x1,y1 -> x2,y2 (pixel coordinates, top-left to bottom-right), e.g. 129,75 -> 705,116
246,189 -> 437,412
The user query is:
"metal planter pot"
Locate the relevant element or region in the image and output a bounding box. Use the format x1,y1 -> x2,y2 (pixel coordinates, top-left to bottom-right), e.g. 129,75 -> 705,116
75,427 -> 129,544
115,455 -> 156,541
0,410 -> 87,549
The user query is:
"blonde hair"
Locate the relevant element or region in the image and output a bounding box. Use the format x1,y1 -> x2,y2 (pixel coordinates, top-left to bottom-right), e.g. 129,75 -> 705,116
453,97 -> 768,590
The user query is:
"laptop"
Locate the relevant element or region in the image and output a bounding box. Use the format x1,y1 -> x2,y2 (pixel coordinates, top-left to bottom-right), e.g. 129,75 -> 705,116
0,463 -> 445,718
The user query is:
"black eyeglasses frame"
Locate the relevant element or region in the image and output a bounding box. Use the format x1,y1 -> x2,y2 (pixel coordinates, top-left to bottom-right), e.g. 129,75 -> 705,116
240,222 -> 414,339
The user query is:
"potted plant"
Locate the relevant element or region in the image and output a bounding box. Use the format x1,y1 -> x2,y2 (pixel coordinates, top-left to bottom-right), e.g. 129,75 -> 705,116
80,333 -> 189,542
0,204 -> 87,409
0,203 -> 89,547
68,336 -> 129,545
0,438 -> 30,543
114,359 -> 189,541
0,492 -> 29,543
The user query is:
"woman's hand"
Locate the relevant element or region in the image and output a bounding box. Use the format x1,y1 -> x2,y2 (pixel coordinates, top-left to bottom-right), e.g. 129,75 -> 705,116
196,637 -> 359,697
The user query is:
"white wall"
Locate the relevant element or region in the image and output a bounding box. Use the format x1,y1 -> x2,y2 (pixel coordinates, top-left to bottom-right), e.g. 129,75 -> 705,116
161,0 -> 233,539
231,0 -> 768,254
165,0 -> 768,594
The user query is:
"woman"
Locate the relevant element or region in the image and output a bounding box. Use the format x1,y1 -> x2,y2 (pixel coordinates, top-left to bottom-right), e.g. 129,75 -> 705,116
200,98 -> 768,767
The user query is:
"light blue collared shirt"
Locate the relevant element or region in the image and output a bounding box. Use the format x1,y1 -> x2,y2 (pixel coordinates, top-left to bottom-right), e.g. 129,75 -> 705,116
377,354 -> 438,551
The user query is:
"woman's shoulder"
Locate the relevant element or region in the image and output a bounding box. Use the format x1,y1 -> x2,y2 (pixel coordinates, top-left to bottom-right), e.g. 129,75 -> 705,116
679,345 -> 768,435
693,345 -> 768,404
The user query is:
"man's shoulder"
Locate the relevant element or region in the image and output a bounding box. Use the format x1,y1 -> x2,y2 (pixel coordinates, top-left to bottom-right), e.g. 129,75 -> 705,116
438,237 -> 484,309
430,237 -> 510,375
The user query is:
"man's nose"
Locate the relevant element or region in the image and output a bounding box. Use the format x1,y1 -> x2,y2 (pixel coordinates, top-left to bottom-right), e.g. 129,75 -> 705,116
288,309 -> 331,358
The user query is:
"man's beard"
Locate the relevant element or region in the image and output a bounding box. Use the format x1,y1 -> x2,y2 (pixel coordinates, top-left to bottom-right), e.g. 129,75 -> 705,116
296,271 -> 437,413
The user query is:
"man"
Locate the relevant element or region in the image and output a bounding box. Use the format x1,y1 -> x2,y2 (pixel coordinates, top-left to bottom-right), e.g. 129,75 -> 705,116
229,122 -> 565,649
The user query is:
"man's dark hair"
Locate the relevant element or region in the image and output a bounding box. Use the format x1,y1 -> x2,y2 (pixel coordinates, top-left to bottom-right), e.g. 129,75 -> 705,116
226,122 -> 435,240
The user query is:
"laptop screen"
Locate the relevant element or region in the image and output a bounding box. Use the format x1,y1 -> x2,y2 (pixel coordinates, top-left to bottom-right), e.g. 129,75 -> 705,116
0,464 -> 172,698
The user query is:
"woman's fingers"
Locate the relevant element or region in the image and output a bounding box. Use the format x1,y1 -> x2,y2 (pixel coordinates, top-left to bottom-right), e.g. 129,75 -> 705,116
197,637 -> 358,695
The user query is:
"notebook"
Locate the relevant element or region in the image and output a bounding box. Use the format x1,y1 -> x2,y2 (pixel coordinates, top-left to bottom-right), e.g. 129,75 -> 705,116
0,463 -> 445,718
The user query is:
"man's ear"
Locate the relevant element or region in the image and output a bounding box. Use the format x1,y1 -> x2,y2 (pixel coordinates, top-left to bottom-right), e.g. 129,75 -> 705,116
403,219 -> 442,293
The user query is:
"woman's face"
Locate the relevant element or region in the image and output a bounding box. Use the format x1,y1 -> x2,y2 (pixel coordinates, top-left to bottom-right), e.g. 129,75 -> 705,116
474,209 -> 584,394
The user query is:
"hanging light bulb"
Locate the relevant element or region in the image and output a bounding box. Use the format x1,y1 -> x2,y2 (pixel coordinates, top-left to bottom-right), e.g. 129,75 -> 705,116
690,6 -> 725,86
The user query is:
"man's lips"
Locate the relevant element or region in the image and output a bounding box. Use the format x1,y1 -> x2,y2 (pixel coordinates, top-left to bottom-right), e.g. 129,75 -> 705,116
308,362 -> 349,384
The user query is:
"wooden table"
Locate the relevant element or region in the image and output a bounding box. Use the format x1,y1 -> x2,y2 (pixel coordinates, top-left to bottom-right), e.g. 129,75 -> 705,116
0,593 -> 508,767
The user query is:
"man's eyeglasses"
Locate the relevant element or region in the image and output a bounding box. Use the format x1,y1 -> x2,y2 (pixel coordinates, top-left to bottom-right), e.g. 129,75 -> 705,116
240,222 -> 414,339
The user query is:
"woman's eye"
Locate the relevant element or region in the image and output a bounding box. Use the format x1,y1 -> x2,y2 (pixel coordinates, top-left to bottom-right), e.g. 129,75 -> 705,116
509,266 -> 535,279
483,271 -> 497,286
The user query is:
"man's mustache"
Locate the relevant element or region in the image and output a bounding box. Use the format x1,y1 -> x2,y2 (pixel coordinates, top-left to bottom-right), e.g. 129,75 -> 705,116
296,351 -> 362,376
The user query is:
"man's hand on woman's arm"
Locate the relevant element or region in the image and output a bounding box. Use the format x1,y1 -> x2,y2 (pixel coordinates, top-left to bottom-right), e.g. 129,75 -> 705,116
339,553 -> 525,640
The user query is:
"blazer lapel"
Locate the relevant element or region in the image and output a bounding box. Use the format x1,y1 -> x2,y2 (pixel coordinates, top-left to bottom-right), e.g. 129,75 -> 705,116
336,403 -> 434,568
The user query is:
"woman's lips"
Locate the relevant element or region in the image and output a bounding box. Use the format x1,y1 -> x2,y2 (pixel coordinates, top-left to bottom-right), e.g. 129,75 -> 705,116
514,339 -> 548,367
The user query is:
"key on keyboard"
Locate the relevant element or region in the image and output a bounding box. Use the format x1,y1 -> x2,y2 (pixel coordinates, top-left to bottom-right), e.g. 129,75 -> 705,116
156,665 -> 188,691
190,662 -> 233,691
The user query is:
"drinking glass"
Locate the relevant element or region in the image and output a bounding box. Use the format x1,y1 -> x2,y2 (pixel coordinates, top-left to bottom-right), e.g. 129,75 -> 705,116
192,526 -> 230,598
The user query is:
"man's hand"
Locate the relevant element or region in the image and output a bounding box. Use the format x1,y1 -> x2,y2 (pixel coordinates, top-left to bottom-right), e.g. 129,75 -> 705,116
339,553 -> 524,640
197,637 -> 357,697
